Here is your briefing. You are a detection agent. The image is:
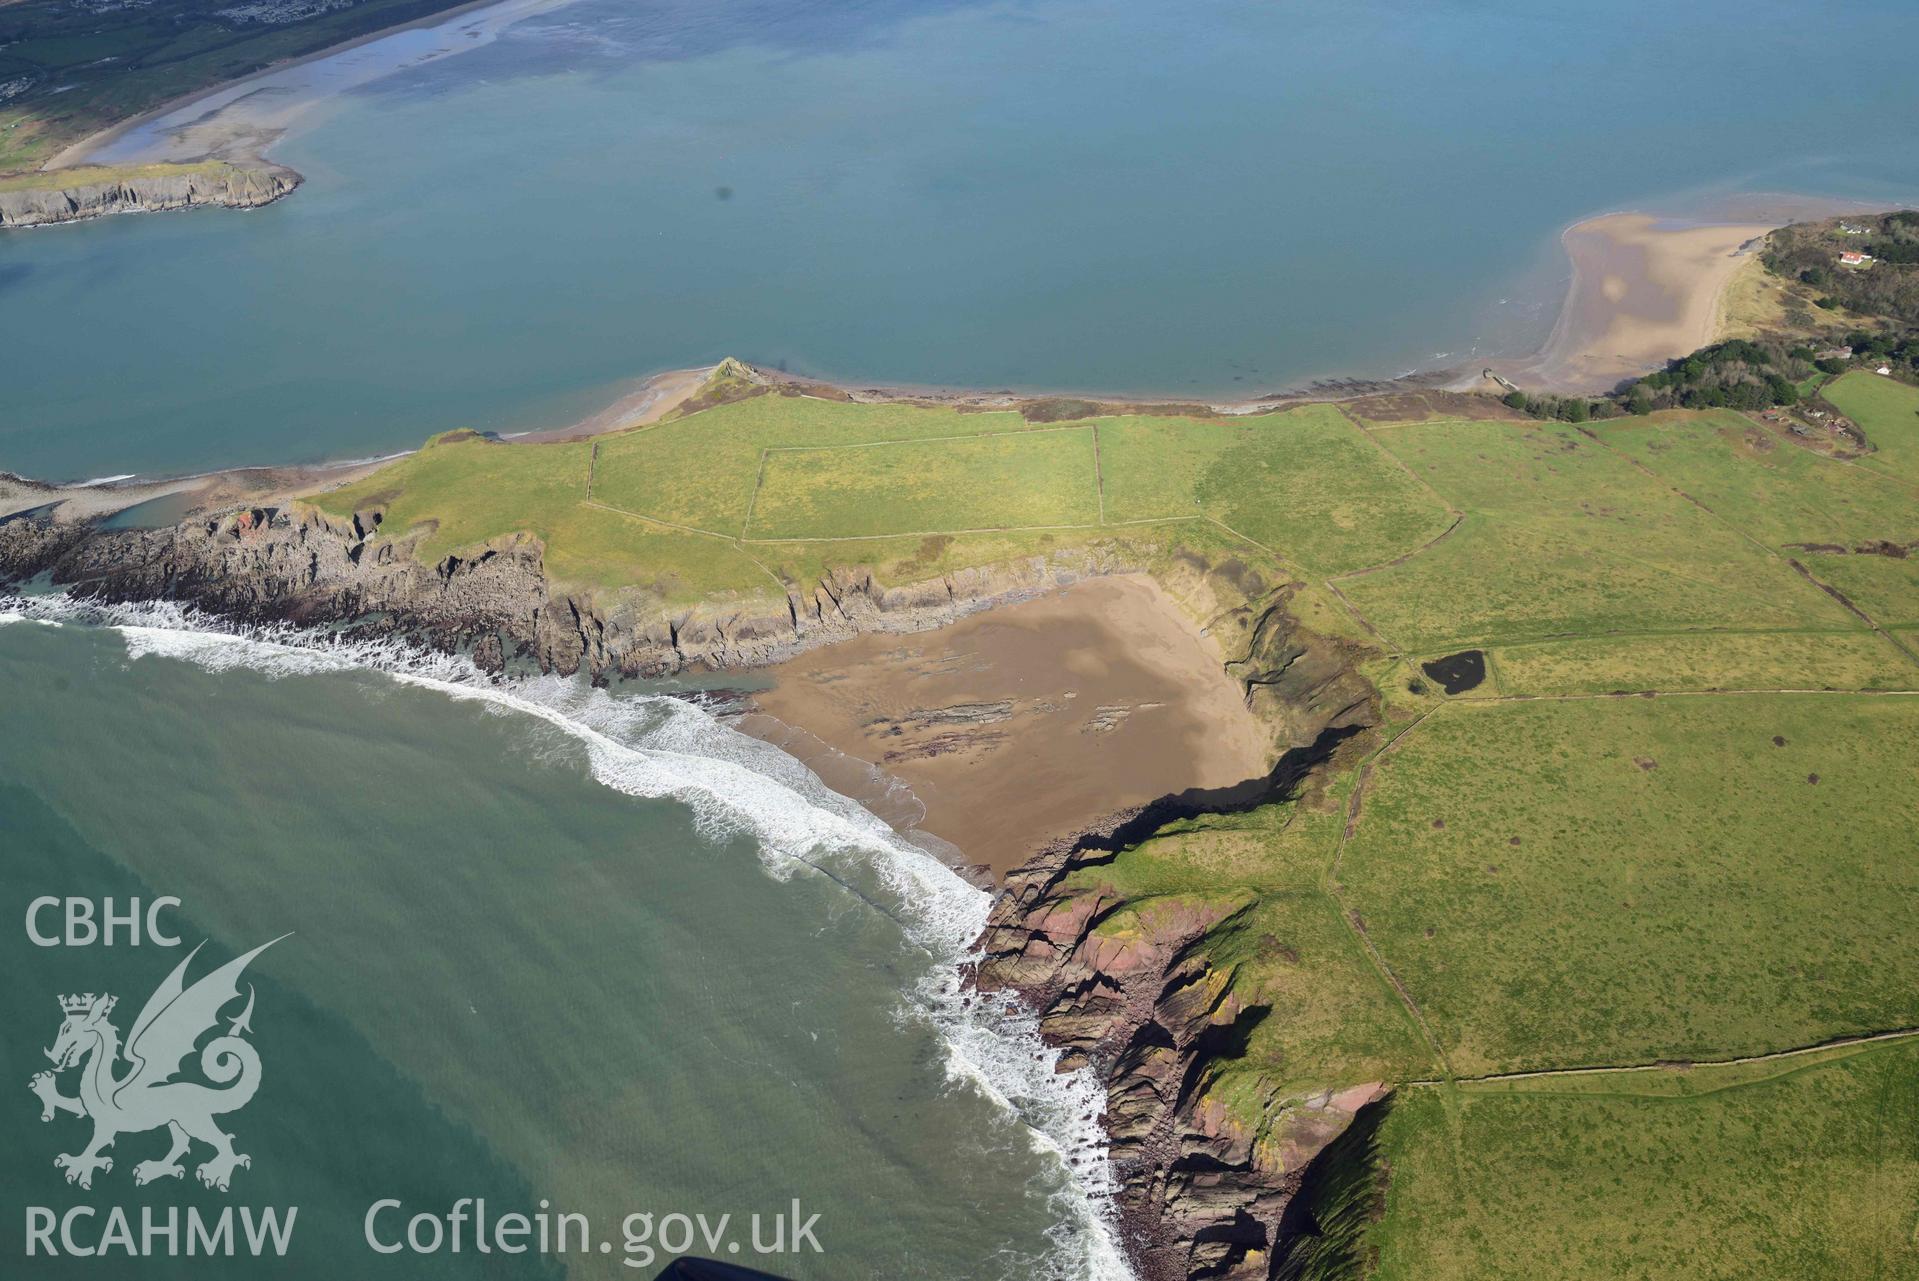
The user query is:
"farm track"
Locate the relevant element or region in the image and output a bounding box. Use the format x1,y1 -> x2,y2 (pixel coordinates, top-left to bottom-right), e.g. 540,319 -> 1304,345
1405,1026 -> 1919,1091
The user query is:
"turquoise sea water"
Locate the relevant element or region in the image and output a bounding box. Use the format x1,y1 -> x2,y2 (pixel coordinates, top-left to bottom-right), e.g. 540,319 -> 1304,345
0,600 -> 1123,1278
5,0 -> 1919,481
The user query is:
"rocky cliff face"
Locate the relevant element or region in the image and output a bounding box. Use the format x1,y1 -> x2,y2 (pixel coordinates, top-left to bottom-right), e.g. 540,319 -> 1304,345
0,504 -> 1130,677
0,164 -> 300,228
974,576 -> 1385,1281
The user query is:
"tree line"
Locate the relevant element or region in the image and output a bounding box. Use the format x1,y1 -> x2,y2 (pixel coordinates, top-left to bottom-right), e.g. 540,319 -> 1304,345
1765,212 -> 1919,326
1504,330 -> 1918,423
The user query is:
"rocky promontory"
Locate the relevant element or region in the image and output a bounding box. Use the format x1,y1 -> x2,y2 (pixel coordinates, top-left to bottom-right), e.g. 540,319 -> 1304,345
0,502 -> 1131,677
0,161 -> 300,229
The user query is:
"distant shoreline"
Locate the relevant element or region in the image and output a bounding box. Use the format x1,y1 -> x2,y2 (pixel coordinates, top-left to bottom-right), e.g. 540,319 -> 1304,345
49,0 -> 576,172
2,0 -> 573,229
5,195 -> 1904,491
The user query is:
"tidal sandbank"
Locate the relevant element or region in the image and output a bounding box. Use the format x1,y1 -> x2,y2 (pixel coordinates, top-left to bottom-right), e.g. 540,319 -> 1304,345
1484,194 -> 1893,396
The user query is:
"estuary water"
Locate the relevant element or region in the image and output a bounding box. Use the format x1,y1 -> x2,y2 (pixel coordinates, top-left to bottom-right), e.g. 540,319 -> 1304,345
0,598 -> 1124,1278
6,0 -> 1919,481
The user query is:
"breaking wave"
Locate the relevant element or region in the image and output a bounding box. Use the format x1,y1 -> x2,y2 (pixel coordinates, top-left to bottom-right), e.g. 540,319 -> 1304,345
0,591 -> 1131,1281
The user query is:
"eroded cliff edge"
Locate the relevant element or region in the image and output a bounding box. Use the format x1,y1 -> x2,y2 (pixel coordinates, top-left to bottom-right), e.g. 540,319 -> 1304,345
0,503 -> 1391,1278
0,162 -> 300,229
973,567 -> 1387,1281
0,503 -> 1135,676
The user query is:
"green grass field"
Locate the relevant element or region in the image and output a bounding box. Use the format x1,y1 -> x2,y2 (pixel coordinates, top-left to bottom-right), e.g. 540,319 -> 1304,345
1096,404 -> 1455,575
1337,419 -> 1856,650
745,427 -> 1100,539
1596,408 -> 1919,548
1798,550 -> 1919,628
305,374 -> 1919,1274
1580,402 -> 1919,637
0,160 -> 239,193
1483,629 -> 1912,695
311,431 -> 775,599
590,395 -> 1032,535
1371,1039 -> 1919,1281
1827,370 -> 1919,484
1338,693 -> 1919,1077
311,386 -> 1472,603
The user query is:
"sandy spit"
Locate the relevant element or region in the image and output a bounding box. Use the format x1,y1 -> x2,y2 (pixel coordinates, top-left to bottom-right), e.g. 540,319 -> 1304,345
1488,213 -> 1776,395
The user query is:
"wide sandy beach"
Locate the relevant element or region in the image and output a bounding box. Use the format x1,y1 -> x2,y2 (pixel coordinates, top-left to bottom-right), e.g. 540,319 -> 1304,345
1490,212 -> 1776,394
742,575 -> 1270,878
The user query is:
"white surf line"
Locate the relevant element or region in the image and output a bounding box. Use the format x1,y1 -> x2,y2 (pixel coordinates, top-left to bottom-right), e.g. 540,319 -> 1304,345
0,591 -> 1135,1281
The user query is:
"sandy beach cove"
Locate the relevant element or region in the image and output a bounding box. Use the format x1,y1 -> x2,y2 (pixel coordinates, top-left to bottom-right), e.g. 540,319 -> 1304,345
741,575 -> 1271,879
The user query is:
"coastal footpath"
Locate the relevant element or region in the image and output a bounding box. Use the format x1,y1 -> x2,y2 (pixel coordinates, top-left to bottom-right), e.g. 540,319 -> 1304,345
0,162 -> 300,228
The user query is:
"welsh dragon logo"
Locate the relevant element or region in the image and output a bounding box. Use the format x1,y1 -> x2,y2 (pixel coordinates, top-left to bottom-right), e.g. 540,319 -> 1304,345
29,937 -> 284,1192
